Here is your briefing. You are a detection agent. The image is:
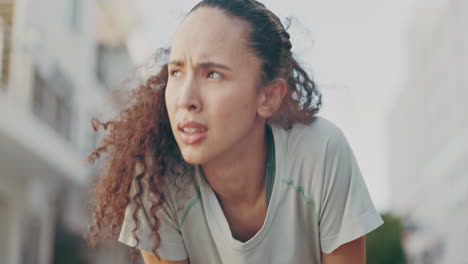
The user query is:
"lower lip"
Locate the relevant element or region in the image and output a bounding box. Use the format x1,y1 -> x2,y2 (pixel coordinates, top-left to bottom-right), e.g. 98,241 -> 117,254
180,130 -> 208,144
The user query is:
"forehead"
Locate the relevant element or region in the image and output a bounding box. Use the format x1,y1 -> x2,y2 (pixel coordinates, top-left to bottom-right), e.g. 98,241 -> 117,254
170,7 -> 254,63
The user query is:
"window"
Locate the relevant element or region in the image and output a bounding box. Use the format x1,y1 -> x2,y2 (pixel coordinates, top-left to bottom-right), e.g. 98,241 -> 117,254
70,0 -> 81,34
32,67 -> 74,142
20,215 -> 41,264
447,171 -> 468,211
0,198 -> 8,264
95,43 -> 133,89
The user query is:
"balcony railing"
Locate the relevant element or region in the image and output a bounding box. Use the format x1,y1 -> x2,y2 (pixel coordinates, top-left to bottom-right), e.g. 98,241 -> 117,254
32,68 -> 74,143
0,2 -> 13,92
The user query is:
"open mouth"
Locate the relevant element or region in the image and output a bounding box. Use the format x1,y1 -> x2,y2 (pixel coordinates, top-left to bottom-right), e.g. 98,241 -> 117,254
178,122 -> 208,144
181,127 -> 206,134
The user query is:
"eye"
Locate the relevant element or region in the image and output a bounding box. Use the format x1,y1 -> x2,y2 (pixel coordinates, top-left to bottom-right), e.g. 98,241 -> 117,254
170,70 -> 182,78
207,71 -> 222,79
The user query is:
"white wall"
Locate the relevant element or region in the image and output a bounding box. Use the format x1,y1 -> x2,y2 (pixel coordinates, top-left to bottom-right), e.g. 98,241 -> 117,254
0,179 -> 25,264
388,0 -> 468,262
0,196 -> 8,264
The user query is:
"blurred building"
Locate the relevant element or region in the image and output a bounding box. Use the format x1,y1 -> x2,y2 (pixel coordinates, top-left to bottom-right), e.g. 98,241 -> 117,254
0,0 -> 136,263
388,0 -> 468,263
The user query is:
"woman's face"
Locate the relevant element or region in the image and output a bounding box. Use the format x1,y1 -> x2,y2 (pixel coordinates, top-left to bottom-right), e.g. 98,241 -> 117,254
165,7 -> 265,165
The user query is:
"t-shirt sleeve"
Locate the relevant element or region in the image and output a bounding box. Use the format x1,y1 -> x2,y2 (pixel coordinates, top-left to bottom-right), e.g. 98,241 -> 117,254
318,128 -> 384,254
118,174 -> 188,261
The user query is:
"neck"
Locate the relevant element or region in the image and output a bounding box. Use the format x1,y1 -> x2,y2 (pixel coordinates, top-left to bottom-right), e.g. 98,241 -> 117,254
201,120 -> 267,206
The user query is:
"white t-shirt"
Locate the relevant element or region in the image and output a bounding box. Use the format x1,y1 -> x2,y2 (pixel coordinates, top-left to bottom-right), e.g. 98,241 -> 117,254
118,117 -> 384,263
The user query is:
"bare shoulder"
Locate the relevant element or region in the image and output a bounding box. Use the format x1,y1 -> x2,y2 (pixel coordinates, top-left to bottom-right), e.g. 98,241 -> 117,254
141,250 -> 189,264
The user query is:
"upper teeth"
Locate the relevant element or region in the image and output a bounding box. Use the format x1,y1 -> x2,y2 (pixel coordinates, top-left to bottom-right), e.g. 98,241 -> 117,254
183,128 -> 205,134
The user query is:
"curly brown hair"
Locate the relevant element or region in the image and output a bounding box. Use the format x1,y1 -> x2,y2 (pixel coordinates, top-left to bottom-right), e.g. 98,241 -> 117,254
87,0 -> 322,258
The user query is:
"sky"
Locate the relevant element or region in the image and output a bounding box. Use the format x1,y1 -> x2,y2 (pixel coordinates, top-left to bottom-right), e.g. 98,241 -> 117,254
126,0 -> 451,212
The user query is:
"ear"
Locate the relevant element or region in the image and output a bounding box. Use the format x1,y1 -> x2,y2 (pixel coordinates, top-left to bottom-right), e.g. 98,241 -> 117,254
257,78 -> 288,119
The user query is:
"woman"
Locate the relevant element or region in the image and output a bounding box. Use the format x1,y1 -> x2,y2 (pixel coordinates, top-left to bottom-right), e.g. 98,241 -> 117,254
88,0 -> 383,263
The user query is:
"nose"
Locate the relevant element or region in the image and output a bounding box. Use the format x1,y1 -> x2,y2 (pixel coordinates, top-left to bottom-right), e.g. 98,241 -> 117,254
177,76 -> 202,112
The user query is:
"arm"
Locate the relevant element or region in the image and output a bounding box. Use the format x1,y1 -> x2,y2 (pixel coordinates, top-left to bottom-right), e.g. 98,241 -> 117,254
321,236 -> 366,264
141,250 -> 189,264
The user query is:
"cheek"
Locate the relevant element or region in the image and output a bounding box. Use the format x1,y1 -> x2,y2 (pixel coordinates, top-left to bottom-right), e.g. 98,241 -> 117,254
164,85 -> 176,111
210,90 -> 258,121
164,87 -> 178,127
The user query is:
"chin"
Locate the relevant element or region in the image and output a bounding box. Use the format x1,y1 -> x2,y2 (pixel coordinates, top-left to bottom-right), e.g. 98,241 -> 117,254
180,150 -> 208,165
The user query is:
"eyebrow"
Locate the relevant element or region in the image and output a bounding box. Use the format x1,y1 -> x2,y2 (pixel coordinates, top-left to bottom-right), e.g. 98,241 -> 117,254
168,60 -> 232,71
